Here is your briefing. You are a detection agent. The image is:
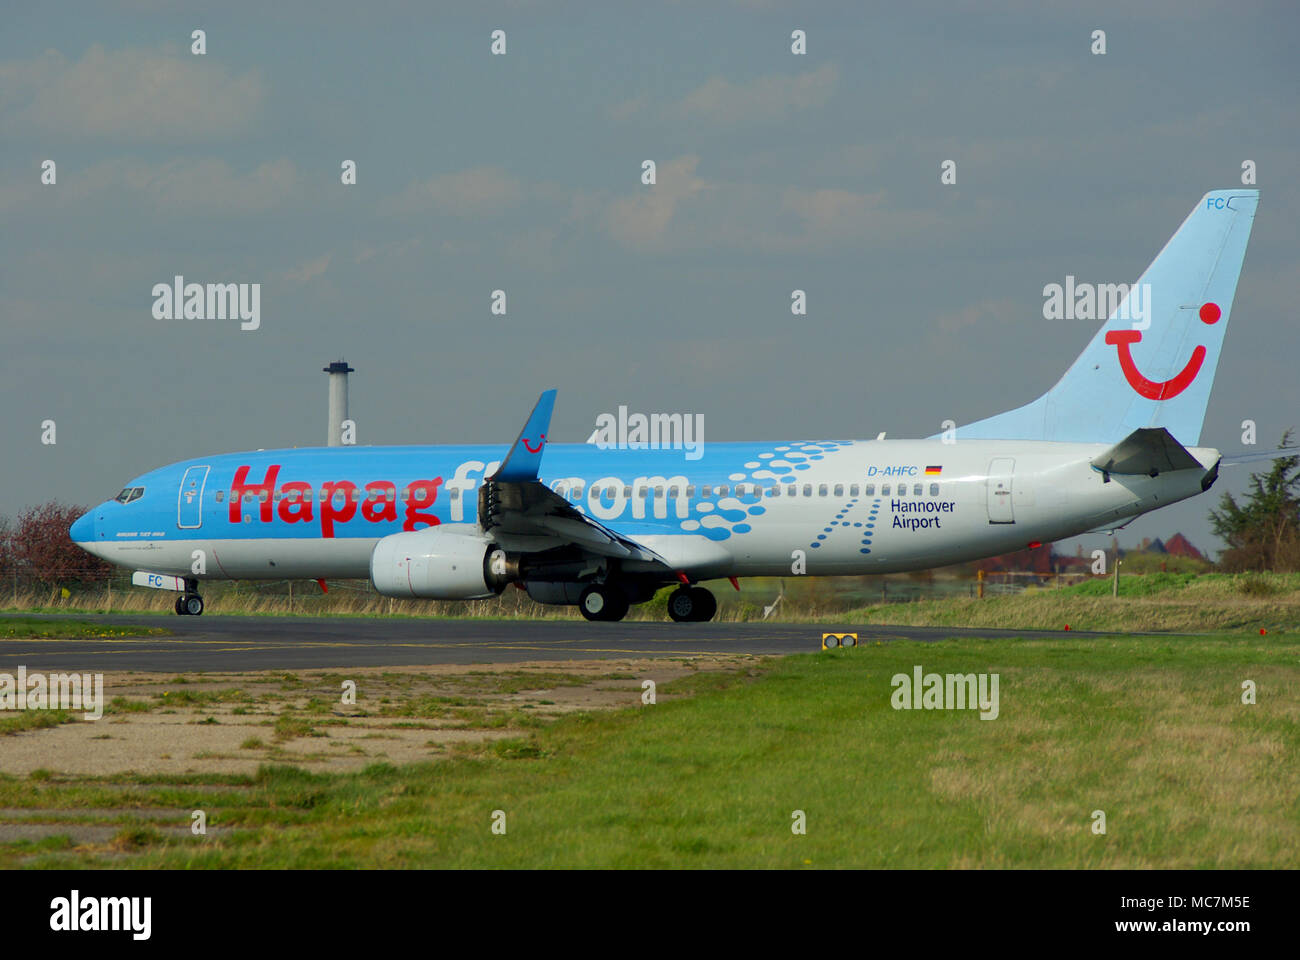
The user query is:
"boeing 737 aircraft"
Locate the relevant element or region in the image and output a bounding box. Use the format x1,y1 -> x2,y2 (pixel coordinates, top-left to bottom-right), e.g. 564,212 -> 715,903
72,190 -> 1275,621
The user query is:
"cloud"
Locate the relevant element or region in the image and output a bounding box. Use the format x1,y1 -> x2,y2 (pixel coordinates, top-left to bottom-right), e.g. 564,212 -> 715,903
283,254 -> 331,287
605,155 -> 708,250
613,64 -> 838,125
387,166 -> 522,217
931,298 -> 1024,336
0,44 -> 264,140
581,158 -> 941,255
780,187 -> 885,240
12,157 -> 300,215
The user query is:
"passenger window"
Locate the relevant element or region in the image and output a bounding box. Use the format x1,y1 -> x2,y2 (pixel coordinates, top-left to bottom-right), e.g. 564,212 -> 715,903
215,490 -> 225,503
571,481 -> 584,498
765,487 -> 776,497
882,484 -> 890,496
914,484 -> 923,496
930,483 -> 939,496
654,485 -> 664,497
450,488 -> 460,501
865,484 -> 875,496
850,484 -> 859,497
638,487 -> 648,499
259,491 -> 270,503
802,484 -> 812,497
818,484 -> 828,497
668,485 -> 679,498
554,482 -> 568,498
687,485 -> 695,498
833,484 -> 844,497
701,484 -> 712,497
897,484 -> 907,497
401,490 -> 409,501
717,485 -> 729,497
623,486 -> 632,498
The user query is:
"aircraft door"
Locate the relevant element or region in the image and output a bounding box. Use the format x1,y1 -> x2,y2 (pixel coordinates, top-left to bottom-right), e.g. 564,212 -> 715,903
178,466 -> 210,529
986,457 -> 1015,524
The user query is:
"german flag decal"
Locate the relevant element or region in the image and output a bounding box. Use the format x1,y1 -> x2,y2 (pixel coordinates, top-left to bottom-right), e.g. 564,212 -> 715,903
924,465 -> 942,475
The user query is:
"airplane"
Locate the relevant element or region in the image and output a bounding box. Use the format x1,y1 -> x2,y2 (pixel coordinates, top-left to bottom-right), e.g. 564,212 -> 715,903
72,189 -> 1275,622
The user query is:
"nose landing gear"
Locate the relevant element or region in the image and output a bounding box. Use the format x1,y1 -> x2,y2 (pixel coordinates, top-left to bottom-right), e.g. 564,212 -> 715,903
174,579 -> 205,616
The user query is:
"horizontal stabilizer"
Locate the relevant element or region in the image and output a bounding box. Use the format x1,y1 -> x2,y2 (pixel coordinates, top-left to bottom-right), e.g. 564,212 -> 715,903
1090,427 -> 1203,477
1220,446 -> 1300,468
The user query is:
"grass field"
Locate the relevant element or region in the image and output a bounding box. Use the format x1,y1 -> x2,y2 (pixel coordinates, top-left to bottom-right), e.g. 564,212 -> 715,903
848,572 -> 1300,633
0,617 -> 170,639
2,632 -> 1296,868
6,571 -> 1300,632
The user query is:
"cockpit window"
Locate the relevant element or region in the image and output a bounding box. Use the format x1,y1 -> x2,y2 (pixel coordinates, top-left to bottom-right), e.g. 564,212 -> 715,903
114,486 -> 145,504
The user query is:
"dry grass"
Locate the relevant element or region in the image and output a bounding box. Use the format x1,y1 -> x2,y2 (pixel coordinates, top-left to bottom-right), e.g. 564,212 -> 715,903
847,574 -> 1300,632
8,572 -> 1300,631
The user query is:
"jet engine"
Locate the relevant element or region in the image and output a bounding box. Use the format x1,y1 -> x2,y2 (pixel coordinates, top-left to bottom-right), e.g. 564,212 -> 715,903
370,525 -> 516,599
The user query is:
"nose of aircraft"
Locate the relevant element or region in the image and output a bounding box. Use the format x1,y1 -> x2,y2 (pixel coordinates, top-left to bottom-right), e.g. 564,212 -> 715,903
69,508 -> 97,543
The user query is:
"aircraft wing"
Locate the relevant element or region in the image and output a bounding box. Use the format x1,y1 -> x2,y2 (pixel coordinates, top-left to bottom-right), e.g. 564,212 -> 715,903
479,391 -> 669,565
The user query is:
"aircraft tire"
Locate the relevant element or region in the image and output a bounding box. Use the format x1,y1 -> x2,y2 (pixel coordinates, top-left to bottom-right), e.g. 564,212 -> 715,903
667,588 -> 696,622
688,587 -> 716,622
580,584 -> 628,622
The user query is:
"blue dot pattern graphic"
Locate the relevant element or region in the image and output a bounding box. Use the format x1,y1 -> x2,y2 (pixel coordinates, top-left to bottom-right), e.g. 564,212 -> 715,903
679,440 -> 856,542
860,498 -> 881,554
810,492 -> 860,550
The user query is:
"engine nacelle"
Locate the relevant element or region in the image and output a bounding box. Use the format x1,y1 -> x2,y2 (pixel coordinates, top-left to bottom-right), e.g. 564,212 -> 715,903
370,525 -> 511,600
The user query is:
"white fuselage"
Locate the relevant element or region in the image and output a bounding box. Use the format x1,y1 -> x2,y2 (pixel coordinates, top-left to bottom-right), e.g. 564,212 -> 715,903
76,438 -> 1219,583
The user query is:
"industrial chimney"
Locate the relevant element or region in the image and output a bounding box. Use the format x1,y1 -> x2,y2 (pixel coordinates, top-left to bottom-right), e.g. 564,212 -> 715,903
323,360 -> 354,446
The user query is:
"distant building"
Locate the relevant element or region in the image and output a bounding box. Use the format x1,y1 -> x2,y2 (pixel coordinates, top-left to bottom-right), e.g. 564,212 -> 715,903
1162,533 -> 1205,561
971,531 -> 1204,577
976,543 -> 1054,576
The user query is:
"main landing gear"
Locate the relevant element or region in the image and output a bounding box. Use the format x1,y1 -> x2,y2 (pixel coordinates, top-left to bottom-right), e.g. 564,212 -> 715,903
174,579 -> 205,616
576,581 -> 718,623
667,586 -> 716,623
579,583 -> 629,622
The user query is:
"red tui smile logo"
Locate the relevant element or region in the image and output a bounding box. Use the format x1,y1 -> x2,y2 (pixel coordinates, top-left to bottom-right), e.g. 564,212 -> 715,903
1105,302 -> 1220,400
522,433 -> 546,454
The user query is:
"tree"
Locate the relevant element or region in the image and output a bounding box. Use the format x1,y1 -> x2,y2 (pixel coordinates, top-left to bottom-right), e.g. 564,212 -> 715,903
1208,431 -> 1300,572
0,514 -> 13,581
13,502 -> 114,587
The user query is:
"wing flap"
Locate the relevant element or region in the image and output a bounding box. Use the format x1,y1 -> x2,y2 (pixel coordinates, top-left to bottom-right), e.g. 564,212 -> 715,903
479,390 -> 669,567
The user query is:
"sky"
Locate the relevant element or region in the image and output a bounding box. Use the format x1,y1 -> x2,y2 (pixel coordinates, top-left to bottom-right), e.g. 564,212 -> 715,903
2,0 -> 1297,558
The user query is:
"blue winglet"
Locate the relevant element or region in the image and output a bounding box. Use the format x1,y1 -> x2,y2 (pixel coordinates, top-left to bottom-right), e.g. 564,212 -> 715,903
491,389 -> 557,482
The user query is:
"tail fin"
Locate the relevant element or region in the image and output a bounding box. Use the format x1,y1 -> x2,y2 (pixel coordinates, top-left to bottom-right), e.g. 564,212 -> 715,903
959,189 -> 1259,445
